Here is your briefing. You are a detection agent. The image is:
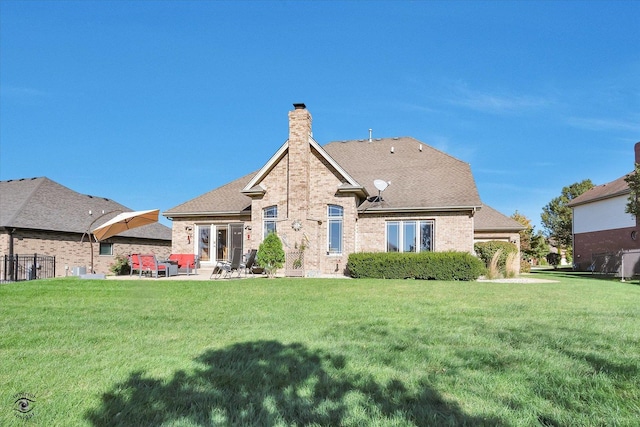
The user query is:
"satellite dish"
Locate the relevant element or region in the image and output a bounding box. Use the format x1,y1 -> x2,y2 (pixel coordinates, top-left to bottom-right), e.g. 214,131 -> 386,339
374,179 -> 389,191
371,179 -> 390,202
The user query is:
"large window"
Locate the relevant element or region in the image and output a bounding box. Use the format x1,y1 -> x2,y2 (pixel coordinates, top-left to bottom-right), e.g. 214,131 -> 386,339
263,206 -> 277,238
328,205 -> 343,254
386,220 -> 433,252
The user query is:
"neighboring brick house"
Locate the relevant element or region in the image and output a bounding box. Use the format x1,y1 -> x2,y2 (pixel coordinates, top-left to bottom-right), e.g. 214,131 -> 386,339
0,177 -> 172,277
567,142 -> 640,271
164,103 -> 522,276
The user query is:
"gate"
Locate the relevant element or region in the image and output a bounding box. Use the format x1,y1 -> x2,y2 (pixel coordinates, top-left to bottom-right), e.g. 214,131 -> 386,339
1,254 -> 56,282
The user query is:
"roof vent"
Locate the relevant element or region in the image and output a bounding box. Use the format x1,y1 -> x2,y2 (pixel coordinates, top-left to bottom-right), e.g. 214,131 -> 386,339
369,129 -> 372,142
390,146 -> 395,153
293,103 -> 306,110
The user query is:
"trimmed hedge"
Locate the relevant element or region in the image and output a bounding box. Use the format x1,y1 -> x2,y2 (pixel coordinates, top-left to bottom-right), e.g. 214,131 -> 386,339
347,251 -> 485,281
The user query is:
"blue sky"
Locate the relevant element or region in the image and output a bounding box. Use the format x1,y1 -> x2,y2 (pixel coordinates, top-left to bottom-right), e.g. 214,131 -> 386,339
1,1 -> 639,230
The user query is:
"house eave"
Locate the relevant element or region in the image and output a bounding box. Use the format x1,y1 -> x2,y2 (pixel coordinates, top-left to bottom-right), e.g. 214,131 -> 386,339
337,185 -> 368,198
359,205 -> 481,214
568,190 -> 630,208
163,210 -> 250,219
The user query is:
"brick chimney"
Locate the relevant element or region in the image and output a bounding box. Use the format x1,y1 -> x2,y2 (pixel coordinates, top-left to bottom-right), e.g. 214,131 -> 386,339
287,103 -> 312,221
635,142 -> 640,165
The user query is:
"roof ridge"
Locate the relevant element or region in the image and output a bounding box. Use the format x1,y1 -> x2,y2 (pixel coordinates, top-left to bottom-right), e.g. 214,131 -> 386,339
325,136 -> 471,166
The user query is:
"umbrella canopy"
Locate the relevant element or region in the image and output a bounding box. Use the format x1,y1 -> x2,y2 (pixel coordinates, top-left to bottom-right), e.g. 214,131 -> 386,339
92,209 -> 160,241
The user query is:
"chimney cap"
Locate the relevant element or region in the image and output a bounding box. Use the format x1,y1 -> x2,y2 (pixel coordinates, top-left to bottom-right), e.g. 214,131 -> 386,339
293,103 -> 306,110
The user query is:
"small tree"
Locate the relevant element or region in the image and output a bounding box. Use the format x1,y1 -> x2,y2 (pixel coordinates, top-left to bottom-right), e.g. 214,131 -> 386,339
541,179 -> 594,249
624,164 -> 640,219
546,252 -> 561,269
257,232 -> 285,278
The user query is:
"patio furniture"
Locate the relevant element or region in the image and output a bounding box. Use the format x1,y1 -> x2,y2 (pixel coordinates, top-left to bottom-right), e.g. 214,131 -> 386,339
130,254 -> 177,278
168,254 -> 198,275
210,248 -> 243,279
243,249 -> 262,275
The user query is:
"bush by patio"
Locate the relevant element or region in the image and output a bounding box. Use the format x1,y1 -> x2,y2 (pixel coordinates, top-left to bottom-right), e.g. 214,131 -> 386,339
347,251 -> 485,280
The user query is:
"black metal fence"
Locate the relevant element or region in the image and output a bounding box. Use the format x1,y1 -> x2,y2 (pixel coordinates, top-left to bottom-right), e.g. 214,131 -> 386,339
1,254 -> 56,282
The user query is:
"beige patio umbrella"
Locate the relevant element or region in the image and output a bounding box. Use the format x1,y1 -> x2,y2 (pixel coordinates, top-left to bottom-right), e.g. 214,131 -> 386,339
91,209 -> 160,241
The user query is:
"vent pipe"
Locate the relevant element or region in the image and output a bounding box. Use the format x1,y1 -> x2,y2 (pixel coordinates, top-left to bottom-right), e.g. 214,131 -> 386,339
369,129 -> 372,142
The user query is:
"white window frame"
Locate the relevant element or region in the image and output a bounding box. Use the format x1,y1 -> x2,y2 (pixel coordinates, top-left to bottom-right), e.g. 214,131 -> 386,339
263,205 -> 278,239
327,205 -> 343,255
386,220 -> 434,253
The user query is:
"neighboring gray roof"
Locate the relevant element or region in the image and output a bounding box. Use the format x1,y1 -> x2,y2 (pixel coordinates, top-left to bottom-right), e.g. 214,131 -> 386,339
567,173 -> 631,207
474,205 -> 525,232
323,137 -> 482,211
163,172 -> 254,217
0,177 -> 171,240
165,137 -> 483,216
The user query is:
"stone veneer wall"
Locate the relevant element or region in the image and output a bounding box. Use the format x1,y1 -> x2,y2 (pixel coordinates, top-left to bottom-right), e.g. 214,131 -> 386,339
0,229 -> 170,277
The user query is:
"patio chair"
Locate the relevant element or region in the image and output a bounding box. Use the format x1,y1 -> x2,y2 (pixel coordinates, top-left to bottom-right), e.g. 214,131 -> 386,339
129,254 -> 143,277
211,248 -> 243,279
138,254 -> 171,278
243,249 -> 260,275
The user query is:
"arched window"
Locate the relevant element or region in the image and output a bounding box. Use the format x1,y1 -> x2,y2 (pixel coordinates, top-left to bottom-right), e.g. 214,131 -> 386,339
328,205 -> 343,254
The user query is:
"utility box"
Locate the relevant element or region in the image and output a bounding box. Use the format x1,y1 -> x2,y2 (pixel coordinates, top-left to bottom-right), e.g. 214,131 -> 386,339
72,266 -> 86,276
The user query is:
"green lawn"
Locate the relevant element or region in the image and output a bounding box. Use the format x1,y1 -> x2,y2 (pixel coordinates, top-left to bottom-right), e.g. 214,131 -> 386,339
1,272 -> 639,426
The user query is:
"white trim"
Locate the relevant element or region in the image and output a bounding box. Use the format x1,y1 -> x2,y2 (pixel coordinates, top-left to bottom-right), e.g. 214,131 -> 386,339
241,137 -> 366,195
242,141 -> 289,193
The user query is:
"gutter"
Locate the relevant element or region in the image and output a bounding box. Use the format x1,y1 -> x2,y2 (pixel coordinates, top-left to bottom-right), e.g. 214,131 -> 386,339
358,205 -> 482,214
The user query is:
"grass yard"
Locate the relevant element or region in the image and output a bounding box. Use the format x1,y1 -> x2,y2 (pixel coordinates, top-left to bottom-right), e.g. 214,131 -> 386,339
1,271 -> 639,426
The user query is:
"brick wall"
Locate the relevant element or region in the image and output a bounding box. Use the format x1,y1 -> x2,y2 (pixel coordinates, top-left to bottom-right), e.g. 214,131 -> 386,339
573,226 -> 640,270
0,229 -> 170,277
357,211 -> 474,253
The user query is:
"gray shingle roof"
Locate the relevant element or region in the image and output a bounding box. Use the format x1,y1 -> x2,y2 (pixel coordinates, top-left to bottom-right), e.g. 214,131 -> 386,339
163,172 -> 255,217
323,137 -> 482,211
567,173 -> 631,207
0,177 -> 171,240
164,137 -> 483,216
474,205 -> 525,231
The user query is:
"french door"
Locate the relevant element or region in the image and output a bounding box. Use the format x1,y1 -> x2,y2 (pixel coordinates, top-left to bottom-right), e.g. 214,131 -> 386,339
196,223 -> 243,265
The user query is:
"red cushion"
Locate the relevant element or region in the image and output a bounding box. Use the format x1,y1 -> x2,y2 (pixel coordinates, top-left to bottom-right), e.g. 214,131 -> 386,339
169,254 -> 195,269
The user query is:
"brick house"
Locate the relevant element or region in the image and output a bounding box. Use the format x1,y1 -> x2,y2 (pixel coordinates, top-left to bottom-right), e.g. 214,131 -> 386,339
164,103 -> 522,276
568,142 -> 640,271
0,177 -> 171,278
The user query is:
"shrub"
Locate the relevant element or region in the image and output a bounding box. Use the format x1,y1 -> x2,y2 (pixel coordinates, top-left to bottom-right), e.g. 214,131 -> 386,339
474,241 -> 519,275
109,254 -> 131,276
546,252 -> 561,269
257,233 -> 285,278
347,251 -> 485,281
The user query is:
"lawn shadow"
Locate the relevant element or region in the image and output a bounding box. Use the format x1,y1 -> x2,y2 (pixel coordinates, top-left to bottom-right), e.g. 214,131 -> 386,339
85,340 -> 503,426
